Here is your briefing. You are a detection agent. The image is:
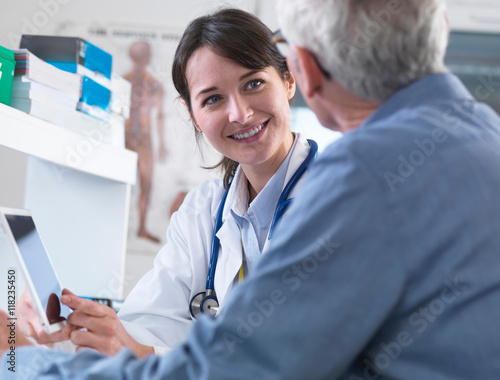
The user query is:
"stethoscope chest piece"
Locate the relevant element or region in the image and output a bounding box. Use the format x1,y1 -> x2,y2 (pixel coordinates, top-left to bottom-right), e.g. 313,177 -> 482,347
190,291 -> 219,318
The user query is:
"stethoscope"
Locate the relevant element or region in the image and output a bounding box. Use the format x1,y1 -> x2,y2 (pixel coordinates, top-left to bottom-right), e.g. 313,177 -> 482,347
189,139 -> 318,318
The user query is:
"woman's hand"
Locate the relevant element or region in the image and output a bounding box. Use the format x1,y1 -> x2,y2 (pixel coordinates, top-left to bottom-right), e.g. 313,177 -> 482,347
17,289 -> 71,346
61,290 -> 154,358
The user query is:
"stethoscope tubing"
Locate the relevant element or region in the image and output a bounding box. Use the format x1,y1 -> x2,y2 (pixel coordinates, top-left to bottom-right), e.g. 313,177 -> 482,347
190,139 -> 318,318
268,139 -> 318,240
206,186 -> 230,292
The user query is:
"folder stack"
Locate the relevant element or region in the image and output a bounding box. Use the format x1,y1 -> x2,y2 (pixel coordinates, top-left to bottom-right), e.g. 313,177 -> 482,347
12,49 -> 81,113
20,35 -> 113,122
14,35 -> 127,148
12,49 -> 84,122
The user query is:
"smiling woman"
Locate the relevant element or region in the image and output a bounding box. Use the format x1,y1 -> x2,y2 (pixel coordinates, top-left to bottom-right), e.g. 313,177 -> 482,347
15,8 -> 317,359
172,7 -> 297,190
183,47 -> 295,199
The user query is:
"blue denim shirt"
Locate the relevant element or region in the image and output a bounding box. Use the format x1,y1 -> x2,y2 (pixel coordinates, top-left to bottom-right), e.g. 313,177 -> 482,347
3,73 -> 500,379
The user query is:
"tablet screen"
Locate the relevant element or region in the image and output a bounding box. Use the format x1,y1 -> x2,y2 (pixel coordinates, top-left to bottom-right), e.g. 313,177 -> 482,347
5,214 -> 72,323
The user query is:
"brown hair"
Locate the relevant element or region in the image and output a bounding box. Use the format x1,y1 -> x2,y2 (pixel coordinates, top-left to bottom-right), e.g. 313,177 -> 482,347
172,8 -> 289,188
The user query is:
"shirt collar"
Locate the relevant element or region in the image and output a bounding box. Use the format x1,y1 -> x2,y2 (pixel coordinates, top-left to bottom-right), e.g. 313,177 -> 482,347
227,134 -> 299,227
362,73 -> 473,128
248,134 -> 299,226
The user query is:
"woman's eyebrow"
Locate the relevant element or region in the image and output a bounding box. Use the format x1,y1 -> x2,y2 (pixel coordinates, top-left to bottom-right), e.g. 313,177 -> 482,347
239,70 -> 259,81
195,70 -> 261,99
196,86 -> 217,99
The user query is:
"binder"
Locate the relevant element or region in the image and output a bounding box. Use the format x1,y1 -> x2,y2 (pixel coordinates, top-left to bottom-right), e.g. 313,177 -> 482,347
77,76 -> 111,121
12,79 -> 80,110
13,49 -> 81,99
0,45 -> 16,106
20,35 -> 112,89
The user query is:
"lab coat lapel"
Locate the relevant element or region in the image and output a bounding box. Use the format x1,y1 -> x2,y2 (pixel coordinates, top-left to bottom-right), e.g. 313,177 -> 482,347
283,134 -> 310,194
214,217 -> 243,308
262,133 -> 311,253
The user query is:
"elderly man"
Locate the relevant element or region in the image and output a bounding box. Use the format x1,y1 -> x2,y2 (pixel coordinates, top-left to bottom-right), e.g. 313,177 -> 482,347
2,0 -> 500,378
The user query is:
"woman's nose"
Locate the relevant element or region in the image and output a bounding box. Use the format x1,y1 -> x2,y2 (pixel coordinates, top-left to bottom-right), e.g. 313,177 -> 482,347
227,95 -> 253,124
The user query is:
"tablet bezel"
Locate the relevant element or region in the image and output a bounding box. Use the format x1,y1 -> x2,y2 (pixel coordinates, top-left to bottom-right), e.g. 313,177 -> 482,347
0,207 -> 67,334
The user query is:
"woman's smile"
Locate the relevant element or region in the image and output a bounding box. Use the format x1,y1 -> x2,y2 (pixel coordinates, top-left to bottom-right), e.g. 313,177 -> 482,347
230,120 -> 269,141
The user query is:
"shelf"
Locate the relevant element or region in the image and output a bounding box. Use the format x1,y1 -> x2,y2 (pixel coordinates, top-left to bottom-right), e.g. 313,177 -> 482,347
0,103 -> 137,184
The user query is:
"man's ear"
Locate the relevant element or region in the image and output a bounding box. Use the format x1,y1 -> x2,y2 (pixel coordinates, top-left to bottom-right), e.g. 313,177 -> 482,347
292,45 -> 324,98
179,98 -> 202,133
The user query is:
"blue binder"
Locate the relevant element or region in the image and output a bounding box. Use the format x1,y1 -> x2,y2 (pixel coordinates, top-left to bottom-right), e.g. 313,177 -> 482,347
20,35 -> 113,118
19,35 -> 112,85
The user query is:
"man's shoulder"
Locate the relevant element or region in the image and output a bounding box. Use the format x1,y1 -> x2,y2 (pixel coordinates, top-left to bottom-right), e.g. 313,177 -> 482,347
321,99 -> 500,172
313,97 -> 500,200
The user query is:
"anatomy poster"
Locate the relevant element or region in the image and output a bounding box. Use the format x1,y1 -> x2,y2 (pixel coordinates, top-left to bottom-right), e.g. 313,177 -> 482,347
55,22 -> 221,259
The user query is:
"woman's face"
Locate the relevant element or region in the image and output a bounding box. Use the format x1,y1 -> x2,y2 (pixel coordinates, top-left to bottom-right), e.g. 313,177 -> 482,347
185,47 -> 295,171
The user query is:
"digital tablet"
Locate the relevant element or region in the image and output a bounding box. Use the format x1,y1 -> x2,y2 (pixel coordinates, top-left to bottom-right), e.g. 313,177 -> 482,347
0,207 -> 71,334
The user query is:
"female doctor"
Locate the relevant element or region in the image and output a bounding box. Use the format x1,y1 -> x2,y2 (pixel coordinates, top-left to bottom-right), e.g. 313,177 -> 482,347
43,8 -> 317,357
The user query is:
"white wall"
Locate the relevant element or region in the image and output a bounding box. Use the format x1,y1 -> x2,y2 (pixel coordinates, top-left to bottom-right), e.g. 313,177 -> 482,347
0,147 -> 27,208
0,0 -> 263,50
447,0 -> 500,33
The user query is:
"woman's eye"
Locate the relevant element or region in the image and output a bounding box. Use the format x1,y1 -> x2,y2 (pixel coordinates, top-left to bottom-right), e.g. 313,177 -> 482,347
203,95 -> 221,106
246,79 -> 263,90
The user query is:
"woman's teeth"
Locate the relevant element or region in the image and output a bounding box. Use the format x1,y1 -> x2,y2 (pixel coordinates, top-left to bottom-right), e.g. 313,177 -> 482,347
232,122 -> 265,140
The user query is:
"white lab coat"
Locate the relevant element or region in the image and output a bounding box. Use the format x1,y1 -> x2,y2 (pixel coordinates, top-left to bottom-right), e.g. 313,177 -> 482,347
118,134 -> 311,354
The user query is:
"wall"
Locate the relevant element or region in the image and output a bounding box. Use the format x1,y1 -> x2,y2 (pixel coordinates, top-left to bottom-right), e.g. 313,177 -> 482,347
0,0 -> 260,50
447,0 -> 500,32
0,147 -> 27,208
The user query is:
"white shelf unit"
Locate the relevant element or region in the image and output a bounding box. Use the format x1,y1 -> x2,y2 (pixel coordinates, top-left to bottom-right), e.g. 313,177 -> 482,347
0,103 -> 137,300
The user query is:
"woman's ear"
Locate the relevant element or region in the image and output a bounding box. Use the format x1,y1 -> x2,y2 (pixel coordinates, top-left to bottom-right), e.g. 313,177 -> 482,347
179,97 -> 189,113
180,98 -> 203,133
286,71 -> 297,100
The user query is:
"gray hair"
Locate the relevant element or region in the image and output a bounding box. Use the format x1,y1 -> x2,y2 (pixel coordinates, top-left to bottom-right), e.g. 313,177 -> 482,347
276,0 -> 449,101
